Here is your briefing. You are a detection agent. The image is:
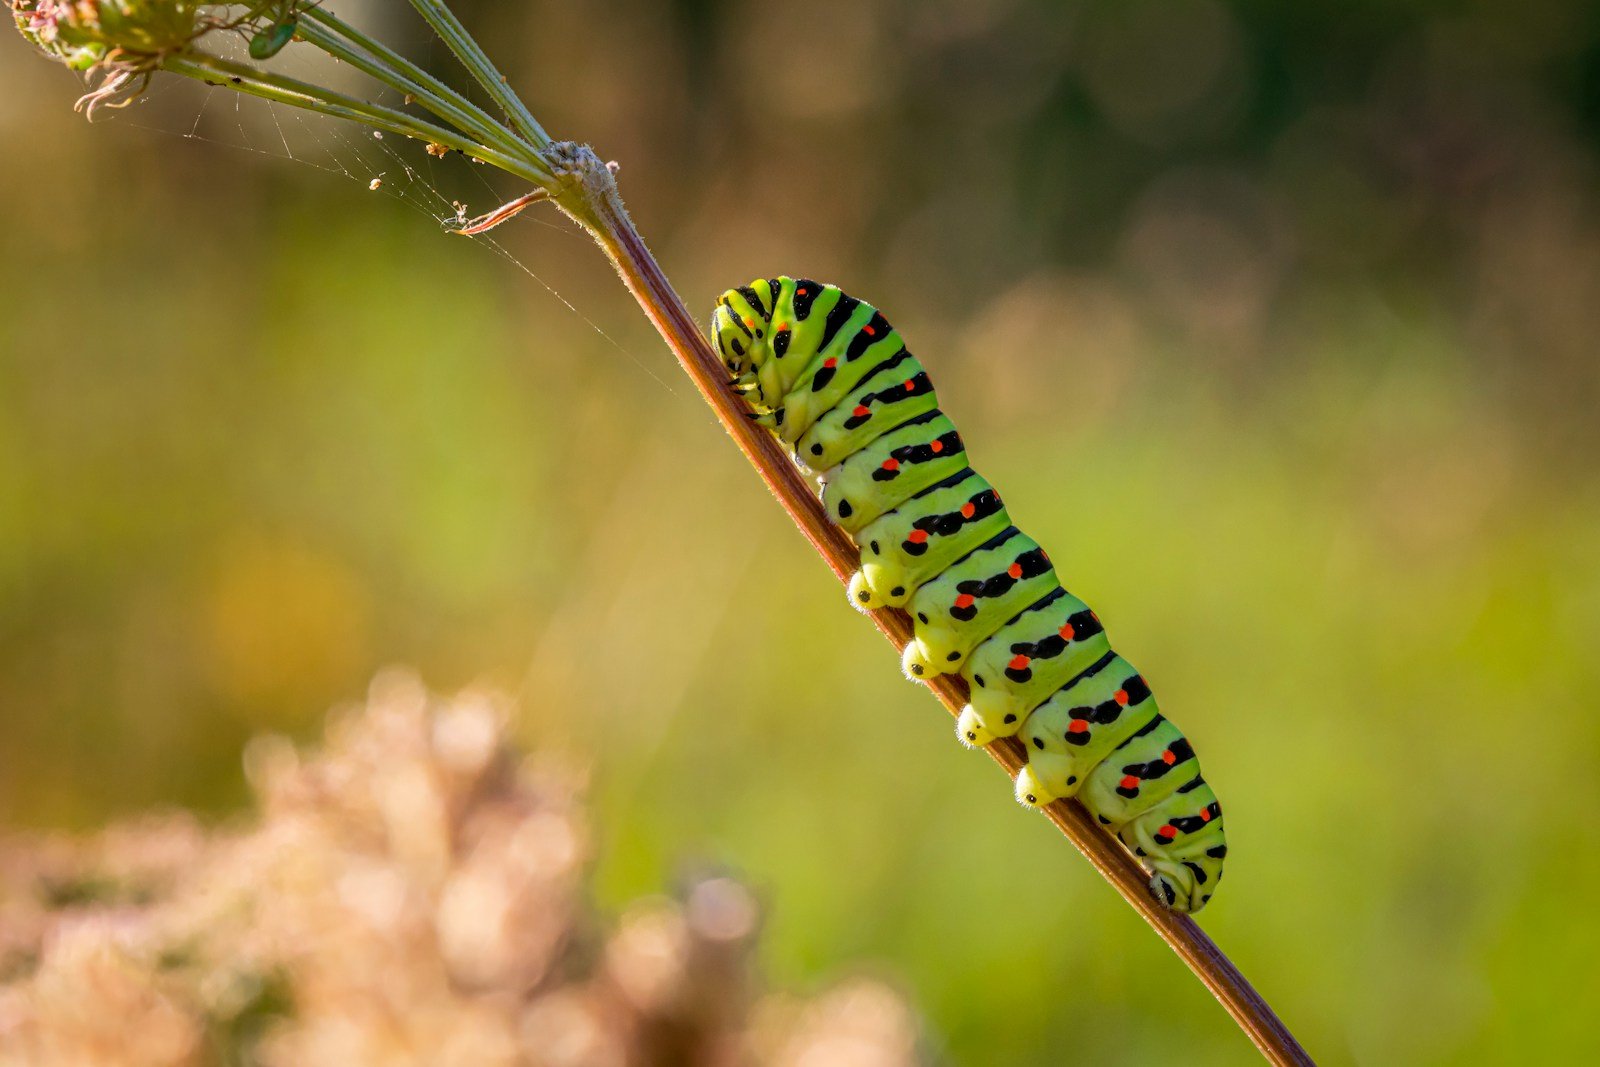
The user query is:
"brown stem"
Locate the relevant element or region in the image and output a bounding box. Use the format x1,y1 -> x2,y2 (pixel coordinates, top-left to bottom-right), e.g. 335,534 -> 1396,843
547,144 -> 1313,1067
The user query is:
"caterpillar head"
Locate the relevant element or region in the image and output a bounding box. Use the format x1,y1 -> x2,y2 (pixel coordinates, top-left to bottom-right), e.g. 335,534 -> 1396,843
712,287 -> 775,397
955,706 -> 994,749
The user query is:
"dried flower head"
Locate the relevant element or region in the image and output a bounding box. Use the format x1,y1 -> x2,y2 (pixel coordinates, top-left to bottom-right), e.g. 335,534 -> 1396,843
0,673 -> 926,1066
11,0 -> 202,69
9,1 -> 302,115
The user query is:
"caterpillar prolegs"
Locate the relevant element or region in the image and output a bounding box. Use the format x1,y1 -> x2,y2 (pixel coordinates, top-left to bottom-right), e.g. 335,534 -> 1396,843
712,277 -> 1227,912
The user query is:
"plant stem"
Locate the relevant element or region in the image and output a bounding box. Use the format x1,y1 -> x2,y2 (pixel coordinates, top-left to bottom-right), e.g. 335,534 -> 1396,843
296,9 -> 530,166
160,53 -> 549,185
405,0 -> 550,150
542,143 -> 1314,1067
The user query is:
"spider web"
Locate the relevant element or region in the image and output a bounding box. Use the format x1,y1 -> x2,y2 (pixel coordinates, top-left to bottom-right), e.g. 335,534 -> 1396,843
109,33 -> 676,395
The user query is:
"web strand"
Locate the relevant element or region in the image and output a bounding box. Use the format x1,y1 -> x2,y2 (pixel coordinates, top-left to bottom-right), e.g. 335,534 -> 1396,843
115,69 -> 665,392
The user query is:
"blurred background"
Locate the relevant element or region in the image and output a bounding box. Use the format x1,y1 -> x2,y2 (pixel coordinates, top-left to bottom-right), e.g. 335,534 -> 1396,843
3,0 -> 1599,1063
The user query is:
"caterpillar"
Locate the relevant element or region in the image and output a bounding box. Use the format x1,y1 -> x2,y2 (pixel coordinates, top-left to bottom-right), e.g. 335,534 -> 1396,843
711,277 -> 1227,912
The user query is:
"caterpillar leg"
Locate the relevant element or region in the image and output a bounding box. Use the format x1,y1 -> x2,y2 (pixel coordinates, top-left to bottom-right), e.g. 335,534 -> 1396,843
1014,764 -> 1052,807
845,570 -> 875,614
955,705 -> 994,748
902,639 -> 943,680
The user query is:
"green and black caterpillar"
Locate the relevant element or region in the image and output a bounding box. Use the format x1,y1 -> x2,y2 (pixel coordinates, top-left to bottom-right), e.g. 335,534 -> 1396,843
712,277 -> 1227,912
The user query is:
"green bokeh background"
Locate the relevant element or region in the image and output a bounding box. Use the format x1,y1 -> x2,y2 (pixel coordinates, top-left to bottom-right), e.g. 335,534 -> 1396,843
4,1 -> 1600,1063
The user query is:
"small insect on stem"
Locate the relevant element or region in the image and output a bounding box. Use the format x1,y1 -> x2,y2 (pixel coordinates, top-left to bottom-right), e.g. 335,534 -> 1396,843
248,14 -> 298,61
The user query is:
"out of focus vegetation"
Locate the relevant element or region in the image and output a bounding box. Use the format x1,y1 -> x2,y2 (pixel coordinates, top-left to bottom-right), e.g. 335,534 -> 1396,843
0,673 -> 922,1065
2,1 -> 1598,1063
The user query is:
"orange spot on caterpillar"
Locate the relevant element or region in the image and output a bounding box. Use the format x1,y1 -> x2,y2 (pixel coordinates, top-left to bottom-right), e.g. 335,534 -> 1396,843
863,324 -> 876,336
744,318 -> 755,329
960,503 -> 975,518
1157,825 -> 1177,840
1058,623 -> 1075,639
1008,653 -> 1030,671
1200,808 -> 1212,822
1007,563 -> 1023,579
1068,719 -> 1089,734
1120,775 -> 1139,790
823,357 -> 837,368
931,439 -> 944,453
907,530 -> 929,544
903,378 -> 916,391
881,458 -> 900,472
1114,689 -> 1129,706
954,594 -> 975,609
1162,749 -> 1177,765
852,405 -> 871,418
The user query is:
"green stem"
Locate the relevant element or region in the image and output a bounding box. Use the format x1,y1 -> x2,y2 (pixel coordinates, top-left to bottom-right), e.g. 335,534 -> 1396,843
296,9 -> 535,169
161,52 -> 548,186
406,0 -> 550,150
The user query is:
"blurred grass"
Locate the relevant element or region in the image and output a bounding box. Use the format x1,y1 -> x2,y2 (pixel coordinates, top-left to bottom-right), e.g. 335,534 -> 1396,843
4,1 -> 1600,1063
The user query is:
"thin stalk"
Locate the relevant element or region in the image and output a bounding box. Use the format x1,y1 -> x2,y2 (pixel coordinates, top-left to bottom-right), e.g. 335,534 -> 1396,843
405,0 -> 550,149
296,9 -> 528,165
161,52 -> 548,184
541,145 -> 1314,1067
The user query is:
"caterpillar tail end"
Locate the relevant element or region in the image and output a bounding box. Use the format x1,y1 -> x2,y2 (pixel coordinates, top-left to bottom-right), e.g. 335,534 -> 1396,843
1146,860 -> 1218,914
956,706 -> 994,749
1150,869 -> 1197,913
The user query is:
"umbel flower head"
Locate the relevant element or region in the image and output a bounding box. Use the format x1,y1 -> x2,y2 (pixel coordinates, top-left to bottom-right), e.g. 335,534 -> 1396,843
10,1 -> 303,114
11,0 -> 206,70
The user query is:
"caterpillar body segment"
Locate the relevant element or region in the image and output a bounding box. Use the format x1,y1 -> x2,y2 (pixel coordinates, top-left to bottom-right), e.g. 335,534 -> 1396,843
852,470 -> 1011,610
818,411 -> 969,533
961,586 -> 1111,741
712,276 -> 1227,912
900,528 -> 1057,678
1015,653 -> 1156,802
1079,714 -> 1200,821
795,355 -> 940,470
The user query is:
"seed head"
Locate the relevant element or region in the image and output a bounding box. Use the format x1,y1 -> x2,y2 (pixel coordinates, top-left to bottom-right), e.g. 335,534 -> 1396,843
11,1 -> 205,71
10,2 -> 305,116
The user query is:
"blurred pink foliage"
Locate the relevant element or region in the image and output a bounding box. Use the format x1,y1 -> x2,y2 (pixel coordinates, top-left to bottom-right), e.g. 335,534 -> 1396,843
0,670 -> 922,1067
